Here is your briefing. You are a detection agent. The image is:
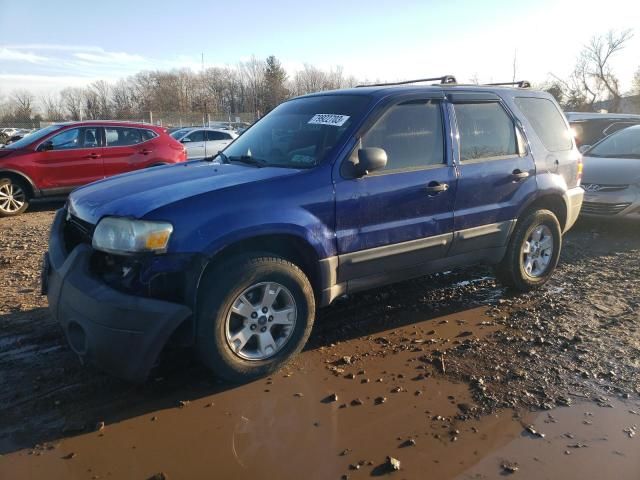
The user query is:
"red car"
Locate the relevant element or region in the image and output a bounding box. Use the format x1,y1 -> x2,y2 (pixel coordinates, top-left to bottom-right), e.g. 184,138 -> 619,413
0,121 -> 187,216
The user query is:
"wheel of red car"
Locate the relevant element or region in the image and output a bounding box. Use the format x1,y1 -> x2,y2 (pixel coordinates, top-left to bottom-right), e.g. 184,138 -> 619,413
495,209 -> 561,291
0,177 -> 30,217
196,254 -> 315,383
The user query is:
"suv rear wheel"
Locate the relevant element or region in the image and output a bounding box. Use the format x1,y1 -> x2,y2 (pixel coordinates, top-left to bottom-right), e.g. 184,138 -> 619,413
495,209 -> 561,291
0,177 -> 30,217
196,254 -> 315,383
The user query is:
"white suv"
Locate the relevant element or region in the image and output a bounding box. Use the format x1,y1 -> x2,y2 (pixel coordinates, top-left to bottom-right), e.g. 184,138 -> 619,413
170,127 -> 237,159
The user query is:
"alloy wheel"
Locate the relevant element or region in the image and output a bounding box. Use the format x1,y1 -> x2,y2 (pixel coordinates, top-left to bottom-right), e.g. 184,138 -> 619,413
0,181 -> 26,214
224,281 -> 297,361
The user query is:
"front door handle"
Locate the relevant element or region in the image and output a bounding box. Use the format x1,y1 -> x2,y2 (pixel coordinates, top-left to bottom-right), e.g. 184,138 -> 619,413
425,181 -> 449,195
511,169 -> 530,180
85,153 -> 101,159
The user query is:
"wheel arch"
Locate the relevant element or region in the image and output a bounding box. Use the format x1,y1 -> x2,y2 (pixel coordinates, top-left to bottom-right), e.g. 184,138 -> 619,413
198,233 -> 325,307
517,192 -> 568,231
0,169 -> 39,198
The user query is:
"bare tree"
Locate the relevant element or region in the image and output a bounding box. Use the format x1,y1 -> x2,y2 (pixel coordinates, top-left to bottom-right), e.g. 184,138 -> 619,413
60,87 -> 84,120
41,94 -> 65,121
88,80 -> 112,118
584,29 -> 633,111
10,90 -> 35,120
553,29 -> 634,112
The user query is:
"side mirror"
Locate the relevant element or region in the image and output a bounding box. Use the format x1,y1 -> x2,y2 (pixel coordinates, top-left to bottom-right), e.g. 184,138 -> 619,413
38,141 -> 54,152
181,138 -> 191,143
356,147 -> 387,176
579,144 -> 591,154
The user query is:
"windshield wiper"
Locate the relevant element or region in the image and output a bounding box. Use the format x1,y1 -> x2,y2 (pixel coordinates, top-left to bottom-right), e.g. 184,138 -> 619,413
215,151 -> 230,163
228,155 -> 268,167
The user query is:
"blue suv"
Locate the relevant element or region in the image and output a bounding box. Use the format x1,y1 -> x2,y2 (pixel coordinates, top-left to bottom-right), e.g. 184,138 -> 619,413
42,76 -> 584,382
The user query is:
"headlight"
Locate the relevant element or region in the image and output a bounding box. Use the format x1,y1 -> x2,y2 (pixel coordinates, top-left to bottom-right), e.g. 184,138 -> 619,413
92,217 -> 173,254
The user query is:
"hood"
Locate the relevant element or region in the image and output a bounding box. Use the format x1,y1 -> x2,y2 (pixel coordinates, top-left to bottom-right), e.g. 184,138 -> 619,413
582,156 -> 640,185
69,161 -> 299,224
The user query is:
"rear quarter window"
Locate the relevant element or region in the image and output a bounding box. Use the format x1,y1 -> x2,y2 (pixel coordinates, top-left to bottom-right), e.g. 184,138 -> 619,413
515,97 -> 572,152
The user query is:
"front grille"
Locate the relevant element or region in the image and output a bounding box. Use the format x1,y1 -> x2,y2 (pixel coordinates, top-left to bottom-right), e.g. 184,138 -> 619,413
581,183 -> 629,193
581,201 -> 631,215
63,212 -> 95,251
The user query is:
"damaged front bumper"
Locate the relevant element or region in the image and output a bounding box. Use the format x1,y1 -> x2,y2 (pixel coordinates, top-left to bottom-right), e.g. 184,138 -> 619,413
43,209 -> 198,382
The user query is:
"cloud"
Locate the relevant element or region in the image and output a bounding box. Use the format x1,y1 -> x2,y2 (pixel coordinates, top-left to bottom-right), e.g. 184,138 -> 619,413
73,51 -> 147,65
3,44 -> 105,53
0,47 -> 48,64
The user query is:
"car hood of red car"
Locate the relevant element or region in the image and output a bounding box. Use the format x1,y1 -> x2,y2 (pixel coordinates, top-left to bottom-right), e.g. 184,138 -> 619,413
68,160 -> 300,224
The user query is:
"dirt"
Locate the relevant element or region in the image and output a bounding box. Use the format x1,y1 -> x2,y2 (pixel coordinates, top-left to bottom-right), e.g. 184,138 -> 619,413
0,204 -> 639,479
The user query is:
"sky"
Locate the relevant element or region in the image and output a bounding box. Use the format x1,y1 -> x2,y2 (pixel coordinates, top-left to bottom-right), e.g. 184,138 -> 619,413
0,0 -> 639,98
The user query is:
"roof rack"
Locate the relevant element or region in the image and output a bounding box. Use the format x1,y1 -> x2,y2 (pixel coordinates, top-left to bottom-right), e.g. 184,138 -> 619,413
485,80 -> 531,88
356,75 -> 458,88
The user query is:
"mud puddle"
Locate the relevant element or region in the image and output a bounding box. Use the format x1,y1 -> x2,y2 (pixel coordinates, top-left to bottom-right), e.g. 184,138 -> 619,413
0,307 -> 522,479
459,397 -> 640,479
4,305 -> 637,479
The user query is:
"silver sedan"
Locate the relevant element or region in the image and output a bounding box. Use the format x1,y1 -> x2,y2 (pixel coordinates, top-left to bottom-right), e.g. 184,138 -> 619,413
580,125 -> 640,220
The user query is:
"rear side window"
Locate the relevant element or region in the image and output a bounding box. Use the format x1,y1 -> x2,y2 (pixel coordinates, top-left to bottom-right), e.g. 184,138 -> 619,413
362,100 -> 444,172
105,127 -> 155,146
515,97 -> 572,152
205,131 -> 231,141
454,103 -> 517,161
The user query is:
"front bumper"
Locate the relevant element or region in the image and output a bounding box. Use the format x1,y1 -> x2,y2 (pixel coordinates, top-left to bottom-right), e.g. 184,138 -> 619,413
580,185 -> 640,220
562,186 -> 584,232
43,210 -> 192,382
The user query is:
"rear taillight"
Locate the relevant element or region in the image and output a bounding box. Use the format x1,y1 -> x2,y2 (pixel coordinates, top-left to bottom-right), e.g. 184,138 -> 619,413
577,156 -> 583,186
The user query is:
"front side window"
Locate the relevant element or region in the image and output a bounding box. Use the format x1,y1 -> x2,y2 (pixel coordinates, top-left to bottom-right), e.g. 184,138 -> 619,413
50,128 -> 80,149
587,126 -> 640,159
183,130 -> 205,143
222,94 -> 371,168
454,102 -> 518,161
361,100 -> 444,172
515,97 -> 572,152
47,127 -> 99,150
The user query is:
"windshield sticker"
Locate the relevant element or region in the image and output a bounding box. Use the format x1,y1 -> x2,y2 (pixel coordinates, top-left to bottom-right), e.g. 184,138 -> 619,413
308,114 -> 350,127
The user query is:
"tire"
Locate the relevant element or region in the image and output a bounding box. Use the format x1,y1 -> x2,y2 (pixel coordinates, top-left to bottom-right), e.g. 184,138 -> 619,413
494,209 -> 562,292
196,254 -> 315,383
0,177 -> 30,217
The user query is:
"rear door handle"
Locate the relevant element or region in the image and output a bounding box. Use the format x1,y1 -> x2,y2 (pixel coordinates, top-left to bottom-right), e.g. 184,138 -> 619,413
511,169 -> 530,180
425,181 -> 449,195
140,149 -> 153,155
85,153 -> 101,159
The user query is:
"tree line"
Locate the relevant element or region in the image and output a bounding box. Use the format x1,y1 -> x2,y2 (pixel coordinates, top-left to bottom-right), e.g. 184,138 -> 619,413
0,56 -> 359,127
1,30 -> 639,128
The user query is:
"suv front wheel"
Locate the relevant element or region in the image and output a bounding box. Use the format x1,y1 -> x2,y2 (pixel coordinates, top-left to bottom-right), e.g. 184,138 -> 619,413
196,254 -> 315,383
0,177 -> 30,217
495,209 -> 562,291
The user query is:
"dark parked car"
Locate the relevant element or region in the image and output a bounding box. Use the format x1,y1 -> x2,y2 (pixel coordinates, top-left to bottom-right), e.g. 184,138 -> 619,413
43,77 -> 584,383
565,112 -> 640,148
0,121 -> 187,216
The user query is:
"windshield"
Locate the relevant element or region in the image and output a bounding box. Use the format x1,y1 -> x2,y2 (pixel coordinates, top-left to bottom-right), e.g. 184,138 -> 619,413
588,126 -> 640,159
5,124 -> 64,149
222,95 -> 371,168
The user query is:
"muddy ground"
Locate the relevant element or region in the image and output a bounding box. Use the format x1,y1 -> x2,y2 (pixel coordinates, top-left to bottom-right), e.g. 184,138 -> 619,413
0,203 -> 638,479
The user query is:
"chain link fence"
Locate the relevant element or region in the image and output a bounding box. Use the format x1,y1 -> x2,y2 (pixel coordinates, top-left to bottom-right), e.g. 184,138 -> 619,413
1,112 -> 257,133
